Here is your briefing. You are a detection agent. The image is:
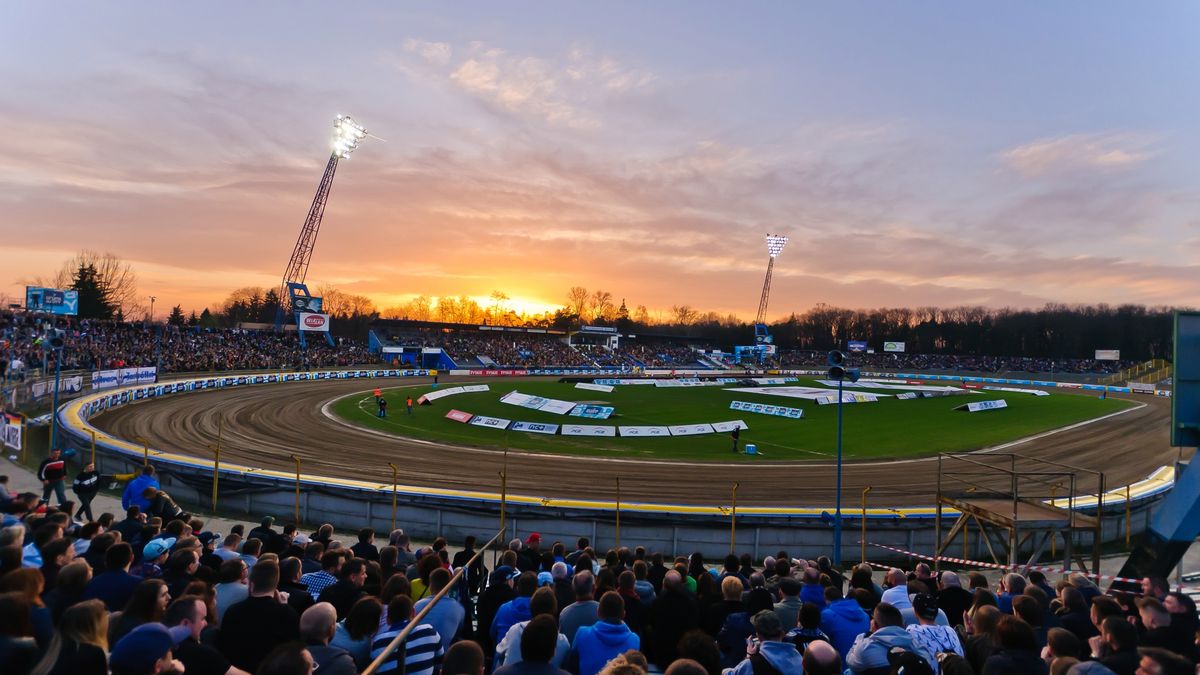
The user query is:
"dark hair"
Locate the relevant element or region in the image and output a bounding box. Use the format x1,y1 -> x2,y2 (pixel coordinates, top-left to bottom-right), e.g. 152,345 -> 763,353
165,549 -> 197,574
388,595 -> 413,625
429,567 -> 451,593
241,538 -> 262,557
598,591 -> 624,621
521,614 -> 559,663
257,642 -> 310,675
530,586 -> 558,617
1136,647 -> 1194,675
1060,586 -> 1085,611
142,465 -> 156,476
442,640 -> 485,675
996,614 -> 1038,651
873,602 -> 903,629
345,597 -> 383,640
279,557 -> 301,583
249,559 -> 280,593
124,579 -> 167,623
516,570 -> 538,597
164,594 -> 206,627
1012,595 -> 1041,627
675,630 -> 722,675
321,550 -> 342,571
1102,615 -> 1136,651
219,558 -> 247,583
106,542 -> 134,570
358,528 -> 374,544
1046,627 -> 1081,659
342,558 -> 367,579
0,591 -> 33,637
800,602 -> 823,629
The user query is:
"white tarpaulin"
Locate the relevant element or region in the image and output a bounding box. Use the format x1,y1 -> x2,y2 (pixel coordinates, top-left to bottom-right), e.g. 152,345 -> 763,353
815,392 -> 881,405
575,382 -> 615,393
500,391 -> 578,415
815,379 -> 962,393
538,399 -> 577,415
669,423 -> 716,436
421,386 -> 464,401
510,421 -> 559,434
618,426 -> 671,437
959,399 -> 1008,412
983,386 -> 1049,397
726,386 -> 892,401
711,420 -> 749,432
561,424 -> 617,437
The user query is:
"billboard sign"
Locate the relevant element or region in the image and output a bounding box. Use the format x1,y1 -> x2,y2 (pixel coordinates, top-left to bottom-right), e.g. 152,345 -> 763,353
884,341 -> 906,353
848,340 -> 868,352
25,287 -> 79,315
298,313 -> 331,332
292,296 -> 323,313
1095,349 -> 1121,361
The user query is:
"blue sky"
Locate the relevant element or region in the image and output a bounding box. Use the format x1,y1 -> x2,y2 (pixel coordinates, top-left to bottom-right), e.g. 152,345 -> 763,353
1,2 -> 1197,316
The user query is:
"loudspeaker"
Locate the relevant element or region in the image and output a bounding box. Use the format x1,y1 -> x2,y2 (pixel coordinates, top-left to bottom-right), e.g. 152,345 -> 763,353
828,350 -> 845,367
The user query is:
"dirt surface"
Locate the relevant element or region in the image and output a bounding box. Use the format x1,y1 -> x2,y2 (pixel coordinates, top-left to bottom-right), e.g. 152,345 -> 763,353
93,376 -> 1175,508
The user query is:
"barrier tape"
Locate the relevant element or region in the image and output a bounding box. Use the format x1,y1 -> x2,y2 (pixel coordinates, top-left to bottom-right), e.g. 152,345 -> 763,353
862,541 -> 1145,585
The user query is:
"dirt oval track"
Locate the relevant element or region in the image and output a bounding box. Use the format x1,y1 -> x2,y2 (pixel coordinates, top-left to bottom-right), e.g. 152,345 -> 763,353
93,376 -> 1174,508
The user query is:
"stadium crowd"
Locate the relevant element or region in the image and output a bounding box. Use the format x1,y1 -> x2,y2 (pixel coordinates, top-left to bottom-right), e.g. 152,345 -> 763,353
774,351 -> 1134,376
2,461 -> 1196,675
0,310 -> 370,379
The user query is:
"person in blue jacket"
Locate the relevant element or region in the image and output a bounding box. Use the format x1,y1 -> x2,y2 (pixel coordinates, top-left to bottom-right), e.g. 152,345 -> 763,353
566,592 -> 640,675
492,572 -> 538,646
727,610 -> 804,675
820,588 -> 872,660
122,464 -> 160,511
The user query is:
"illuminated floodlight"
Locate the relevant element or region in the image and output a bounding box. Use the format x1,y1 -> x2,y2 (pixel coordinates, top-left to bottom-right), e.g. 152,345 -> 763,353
765,233 -> 789,258
332,115 -> 369,159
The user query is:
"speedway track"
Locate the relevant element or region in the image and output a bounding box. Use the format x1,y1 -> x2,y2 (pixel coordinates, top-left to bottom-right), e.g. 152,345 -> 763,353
92,376 -> 1174,508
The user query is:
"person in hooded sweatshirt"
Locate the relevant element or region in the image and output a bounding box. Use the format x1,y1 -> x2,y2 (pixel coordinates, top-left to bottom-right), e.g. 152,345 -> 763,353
493,572 -> 538,647
846,602 -> 919,674
565,592 -> 640,675
726,609 -> 804,675
820,587 -> 871,660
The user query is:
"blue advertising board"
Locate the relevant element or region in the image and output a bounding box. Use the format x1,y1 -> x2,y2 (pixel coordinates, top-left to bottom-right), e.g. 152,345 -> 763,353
848,340 -> 868,352
25,287 -> 79,315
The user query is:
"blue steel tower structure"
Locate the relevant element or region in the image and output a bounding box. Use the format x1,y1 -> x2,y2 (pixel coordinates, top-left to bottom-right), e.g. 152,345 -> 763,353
274,115 -> 370,347
753,234 -> 789,349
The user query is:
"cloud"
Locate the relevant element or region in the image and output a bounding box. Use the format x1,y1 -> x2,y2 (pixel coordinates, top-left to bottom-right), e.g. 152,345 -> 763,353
1000,132 -> 1155,177
403,38 -> 452,65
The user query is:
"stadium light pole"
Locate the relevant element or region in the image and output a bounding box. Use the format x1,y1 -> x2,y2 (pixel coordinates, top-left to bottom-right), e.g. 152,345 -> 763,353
827,350 -> 859,567
149,296 -> 156,324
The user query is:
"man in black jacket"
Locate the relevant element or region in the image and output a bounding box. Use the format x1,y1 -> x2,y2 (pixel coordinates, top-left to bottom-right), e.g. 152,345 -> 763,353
649,570 -> 700,669
72,462 -> 102,521
38,447 -> 68,506
217,559 -> 300,672
317,557 -> 367,620
114,507 -> 146,544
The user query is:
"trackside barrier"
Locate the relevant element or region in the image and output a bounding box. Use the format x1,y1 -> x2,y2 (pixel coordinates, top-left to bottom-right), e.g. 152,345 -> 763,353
57,369 -> 1175,520
776,369 -> 1171,397
862,540 -> 1145,585
363,529 -> 504,675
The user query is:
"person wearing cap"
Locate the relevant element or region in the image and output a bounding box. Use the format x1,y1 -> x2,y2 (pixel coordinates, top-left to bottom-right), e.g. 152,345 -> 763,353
109,622 -> 191,675
566,591 -> 641,675
478,565 -> 519,658
164,594 -> 244,675
414,567 -> 466,653
494,571 -> 539,646
519,533 -> 542,573
136,537 -> 176,580
906,594 -> 961,673
197,531 -> 224,571
846,603 -> 920,674
726,609 -> 804,675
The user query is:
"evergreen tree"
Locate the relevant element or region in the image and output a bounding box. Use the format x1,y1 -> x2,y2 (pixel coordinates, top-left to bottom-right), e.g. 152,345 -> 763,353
72,264 -> 114,319
199,308 -> 218,328
167,305 -> 185,326
187,310 -> 199,326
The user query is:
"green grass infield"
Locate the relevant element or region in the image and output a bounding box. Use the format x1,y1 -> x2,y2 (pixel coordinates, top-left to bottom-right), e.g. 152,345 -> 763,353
330,378 -> 1134,461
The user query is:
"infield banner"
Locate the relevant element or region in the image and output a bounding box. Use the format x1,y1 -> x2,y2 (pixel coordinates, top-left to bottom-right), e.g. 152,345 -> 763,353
959,399 -> 1008,412
711,420 -> 748,432
730,400 -> 803,419
569,404 -> 614,419
444,409 -> 474,423
561,424 -> 616,437
575,382 -> 615,393
669,423 -> 716,436
618,426 -> 671,437
510,421 -> 559,435
469,415 -> 511,430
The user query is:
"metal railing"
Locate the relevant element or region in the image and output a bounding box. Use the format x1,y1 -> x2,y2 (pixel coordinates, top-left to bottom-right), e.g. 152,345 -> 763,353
362,529 -> 504,675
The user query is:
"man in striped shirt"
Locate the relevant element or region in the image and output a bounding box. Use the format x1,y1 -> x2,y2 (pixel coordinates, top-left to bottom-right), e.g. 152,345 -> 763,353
371,595 -> 443,675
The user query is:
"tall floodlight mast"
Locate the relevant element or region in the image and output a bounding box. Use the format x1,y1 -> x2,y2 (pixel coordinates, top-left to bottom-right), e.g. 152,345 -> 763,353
275,115 -> 369,329
754,234 -> 789,342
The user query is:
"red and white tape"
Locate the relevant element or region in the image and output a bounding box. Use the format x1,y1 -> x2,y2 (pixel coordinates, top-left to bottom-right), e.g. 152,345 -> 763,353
863,541 -> 1144,585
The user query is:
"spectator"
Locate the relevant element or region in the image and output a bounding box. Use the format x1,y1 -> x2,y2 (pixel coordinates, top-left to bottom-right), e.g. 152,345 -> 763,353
301,549 -> 343,601
414,567 -> 465,652
906,594 -> 962,671
28,599 -> 109,675
996,573 -> 1026,615
108,623 -> 189,675
256,642 -> 315,675
331,596 -> 382,670
495,572 -> 540,646
0,591 -> 40,675
82,542 -> 141,611
846,602 -> 919,674
213,559 -> 249,622
962,605 -> 1001,674
70,463 -> 102,522
726,609 -> 803,675
371,594 -> 444,675
163,594 -> 239,675
785,602 -> 831,654
37,448 -> 68,507
319,558 -> 368,620
820,587 -> 871,660
110,579 -> 170,645
497,587 -> 570,668
650,570 -> 700,670
880,569 -> 912,610
799,566 -> 826,610
217,559 -> 301,672
982,615 -> 1048,675
1136,647 -> 1194,675
935,572 -> 973,630
300,602 -> 356,675
801,640 -> 842,675
706,575 -> 746,637
43,559 -> 92,623
494,614 -> 571,675
278,557 -> 314,616
444,640 -> 486,675
121,466 -> 159,513
567,591 -> 640,675
351,528 -> 380,562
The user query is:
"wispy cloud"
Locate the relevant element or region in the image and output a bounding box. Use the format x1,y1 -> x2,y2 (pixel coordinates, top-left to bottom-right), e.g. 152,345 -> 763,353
1000,132 -> 1155,177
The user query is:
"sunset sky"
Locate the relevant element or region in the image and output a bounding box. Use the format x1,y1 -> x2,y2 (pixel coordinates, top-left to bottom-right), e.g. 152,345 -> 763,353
2,3 -> 1198,319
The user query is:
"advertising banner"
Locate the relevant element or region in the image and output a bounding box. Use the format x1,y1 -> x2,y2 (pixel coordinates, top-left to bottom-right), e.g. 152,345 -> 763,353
668,423 -> 716,436
575,382 -> 615,393
1095,349 -> 1121,361
32,376 -> 83,398
444,409 -> 474,423
91,370 -> 120,390
960,399 -> 1008,412
2,412 -> 22,451
618,426 -> 671,437
729,400 -> 803,419
117,367 -> 158,386
848,340 -> 868,352
469,415 -> 511,430
298,312 -> 331,332
25,286 -> 79,315
291,296 -> 323,313
884,341 -> 906,353
510,421 -> 559,435
562,424 -> 617,437
711,420 -> 749,433
568,404 -> 615,419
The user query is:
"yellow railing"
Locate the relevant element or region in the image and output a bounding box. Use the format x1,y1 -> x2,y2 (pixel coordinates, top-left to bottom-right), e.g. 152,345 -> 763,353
362,529 -> 503,675
1100,359 -> 1171,385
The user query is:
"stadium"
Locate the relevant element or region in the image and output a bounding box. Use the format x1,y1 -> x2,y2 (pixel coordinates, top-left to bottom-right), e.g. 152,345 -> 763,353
3,7 -> 1199,675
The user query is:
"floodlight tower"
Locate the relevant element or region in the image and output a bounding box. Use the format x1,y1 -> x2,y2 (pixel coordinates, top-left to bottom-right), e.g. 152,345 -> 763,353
275,115 -> 370,331
753,234 -> 789,344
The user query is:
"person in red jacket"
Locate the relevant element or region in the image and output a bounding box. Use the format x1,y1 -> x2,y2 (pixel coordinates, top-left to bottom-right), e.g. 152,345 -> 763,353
38,447 -> 68,506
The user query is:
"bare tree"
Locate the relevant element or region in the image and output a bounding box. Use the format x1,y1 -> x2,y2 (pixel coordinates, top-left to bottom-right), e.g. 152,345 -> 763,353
31,250 -> 141,315
591,290 -> 614,322
566,286 -> 590,318
671,304 -> 698,325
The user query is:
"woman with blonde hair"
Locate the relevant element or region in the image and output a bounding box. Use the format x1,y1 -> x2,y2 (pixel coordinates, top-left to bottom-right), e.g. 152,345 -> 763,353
30,599 -> 108,675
